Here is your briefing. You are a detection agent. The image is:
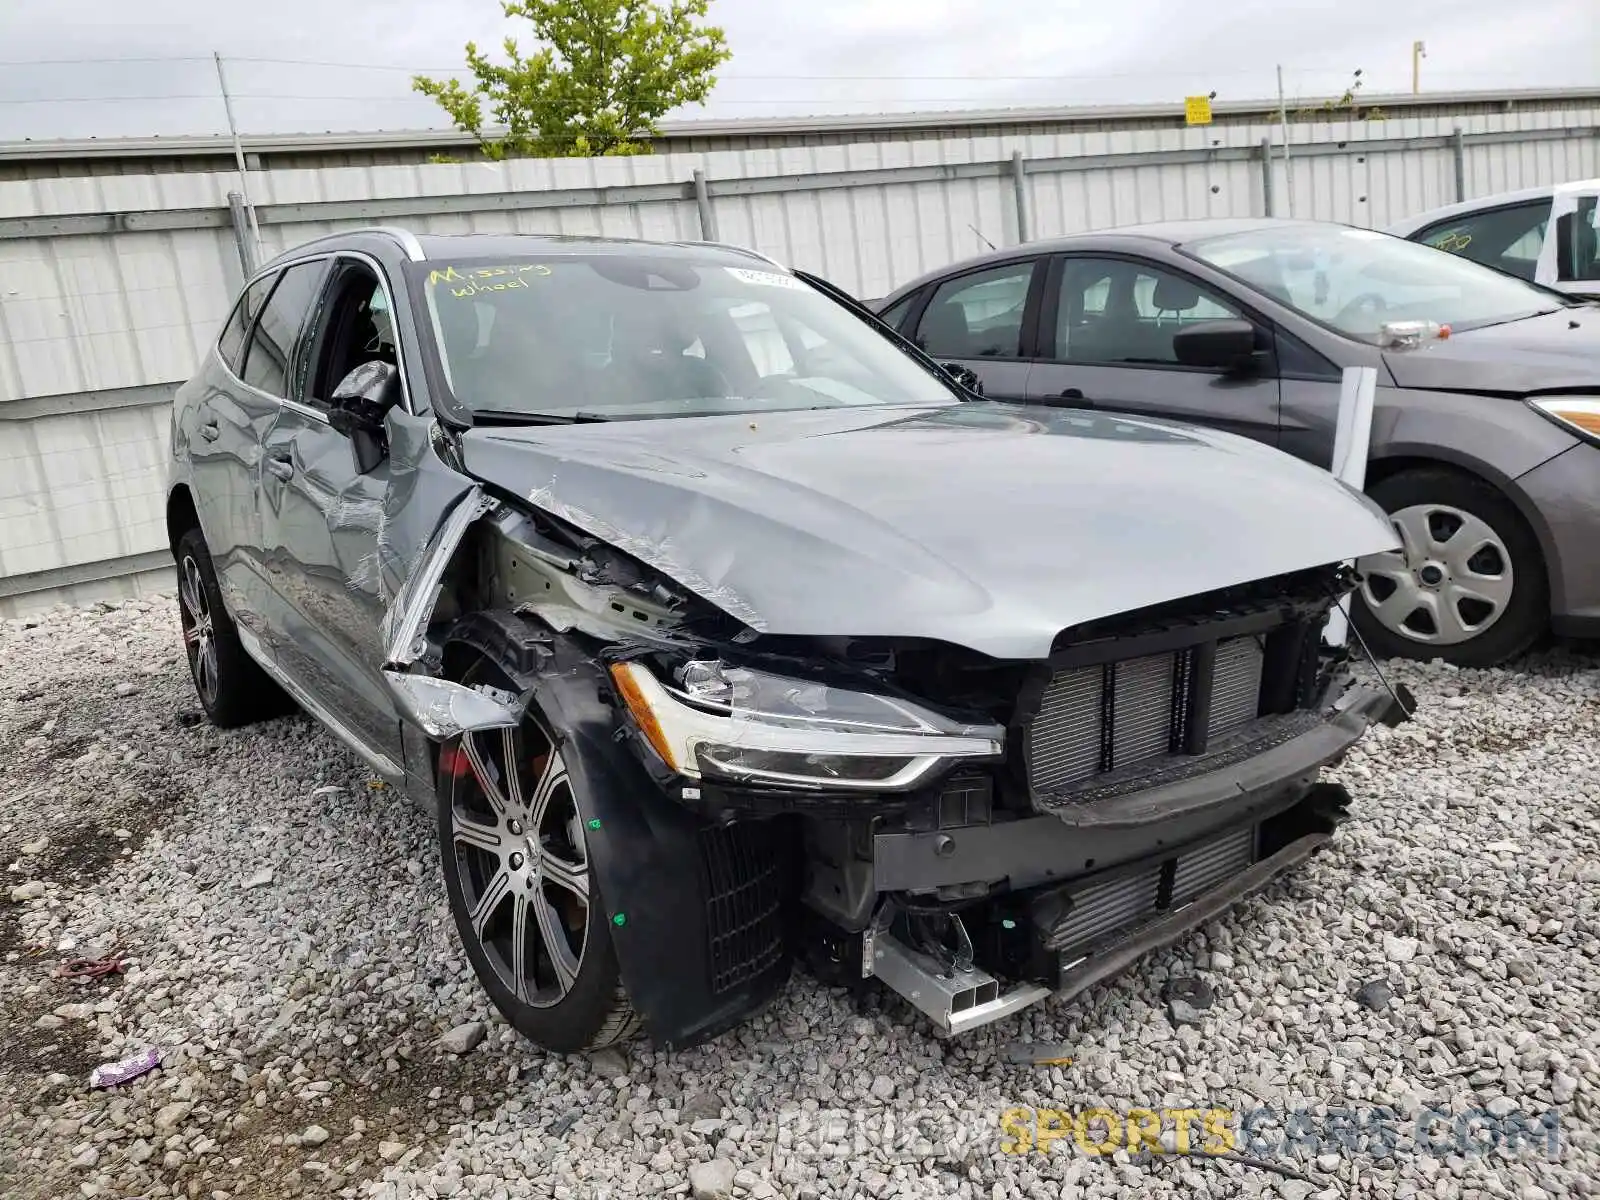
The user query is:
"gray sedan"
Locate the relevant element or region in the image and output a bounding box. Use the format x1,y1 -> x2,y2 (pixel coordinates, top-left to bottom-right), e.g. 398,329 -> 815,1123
875,218 -> 1600,666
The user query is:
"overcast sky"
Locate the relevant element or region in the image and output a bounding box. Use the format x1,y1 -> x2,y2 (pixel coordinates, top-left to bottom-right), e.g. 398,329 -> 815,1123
0,0 -> 1594,142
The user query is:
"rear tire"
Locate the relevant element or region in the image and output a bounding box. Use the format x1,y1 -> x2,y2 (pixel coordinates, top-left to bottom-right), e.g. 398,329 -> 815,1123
1352,468 -> 1547,667
174,527 -> 293,728
437,656 -> 639,1052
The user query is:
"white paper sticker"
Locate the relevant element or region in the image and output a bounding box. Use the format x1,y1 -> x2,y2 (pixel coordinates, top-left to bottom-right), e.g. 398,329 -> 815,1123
726,266 -> 804,289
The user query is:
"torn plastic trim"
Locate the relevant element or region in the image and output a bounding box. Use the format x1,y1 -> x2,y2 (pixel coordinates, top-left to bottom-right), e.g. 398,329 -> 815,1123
382,485 -> 500,669
381,672 -> 524,738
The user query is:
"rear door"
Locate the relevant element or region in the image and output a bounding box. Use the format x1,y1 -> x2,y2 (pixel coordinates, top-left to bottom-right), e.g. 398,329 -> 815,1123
1025,254 -> 1282,445
188,274 -> 278,618
900,258 -> 1043,402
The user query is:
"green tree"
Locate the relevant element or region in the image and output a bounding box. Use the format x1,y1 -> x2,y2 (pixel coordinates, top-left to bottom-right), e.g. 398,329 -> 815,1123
414,0 -> 731,158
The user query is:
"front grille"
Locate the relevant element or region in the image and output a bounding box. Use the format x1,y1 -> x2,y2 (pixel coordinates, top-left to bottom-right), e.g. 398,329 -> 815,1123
698,822 -> 787,996
1041,825 -> 1258,958
1028,635 -> 1266,794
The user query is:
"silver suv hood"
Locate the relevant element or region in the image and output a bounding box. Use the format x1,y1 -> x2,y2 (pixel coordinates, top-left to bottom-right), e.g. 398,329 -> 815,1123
460,403 -> 1399,659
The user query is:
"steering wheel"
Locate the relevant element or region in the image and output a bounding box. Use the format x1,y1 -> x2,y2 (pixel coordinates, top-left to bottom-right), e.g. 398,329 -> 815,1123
1334,292 -> 1389,328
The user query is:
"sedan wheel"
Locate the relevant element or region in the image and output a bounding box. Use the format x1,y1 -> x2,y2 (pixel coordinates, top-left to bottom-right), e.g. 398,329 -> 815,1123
1352,468 -> 1546,667
1358,503 -> 1513,646
438,664 -> 637,1051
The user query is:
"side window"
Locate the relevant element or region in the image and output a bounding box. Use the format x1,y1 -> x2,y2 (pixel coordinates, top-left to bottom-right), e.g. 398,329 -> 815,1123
240,261 -> 327,399
301,263 -> 400,409
1554,195 -> 1600,283
216,276 -> 274,373
1055,258 -> 1241,366
876,292 -> 917,333
913,262 -> 1035,359
1415,203 -> 1550,282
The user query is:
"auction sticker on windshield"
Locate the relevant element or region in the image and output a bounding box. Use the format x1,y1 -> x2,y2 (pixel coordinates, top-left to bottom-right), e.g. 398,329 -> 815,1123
726,267 -> 806,289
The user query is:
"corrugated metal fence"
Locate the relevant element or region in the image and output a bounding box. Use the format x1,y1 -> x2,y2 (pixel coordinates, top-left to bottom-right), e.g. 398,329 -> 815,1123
3,102 -> 1598,614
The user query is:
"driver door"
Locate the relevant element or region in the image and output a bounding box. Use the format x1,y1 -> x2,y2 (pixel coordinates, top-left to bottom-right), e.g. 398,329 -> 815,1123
258,256 -> 407,769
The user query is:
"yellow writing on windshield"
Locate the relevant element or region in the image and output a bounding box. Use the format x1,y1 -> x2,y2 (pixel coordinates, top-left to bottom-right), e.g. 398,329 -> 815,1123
427,263 -> 553,297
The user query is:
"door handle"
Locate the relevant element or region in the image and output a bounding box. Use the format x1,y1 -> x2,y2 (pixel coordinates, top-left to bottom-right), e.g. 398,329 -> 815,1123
197,417 -> 220,442
264,455 -> 294,481
1045,388 -> 1095,408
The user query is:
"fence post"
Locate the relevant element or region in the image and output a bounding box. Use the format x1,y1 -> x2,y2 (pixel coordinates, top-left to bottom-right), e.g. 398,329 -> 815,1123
1452,127 -> 1467,202
226,191 -> 256,277
1010,151 -> 1030,244
693,169 -> 718,241
1260,138 -> 1275,218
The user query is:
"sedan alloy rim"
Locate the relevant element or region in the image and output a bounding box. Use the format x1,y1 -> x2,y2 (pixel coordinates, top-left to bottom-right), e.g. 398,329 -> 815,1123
178,556 -> 219,705
450,721 -> 590,1008
1356,503 -> 1514,646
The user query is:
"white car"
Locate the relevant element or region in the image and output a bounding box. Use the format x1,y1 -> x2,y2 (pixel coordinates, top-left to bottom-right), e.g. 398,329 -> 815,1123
1385,179 -> 1600,300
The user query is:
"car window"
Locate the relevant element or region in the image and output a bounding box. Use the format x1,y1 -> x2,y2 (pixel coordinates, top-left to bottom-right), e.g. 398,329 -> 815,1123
1555,195 -> 1600,283
877,292 -> 917,332
1414,202 -> 1550,282
1054,258 -> 1241,365
913,262 -> 1034,359
300,264 -> 400,409
409,257 -> 957,420
240,261 -> 327,400
216,276 -> 274,374
1187,225 -> 1566,343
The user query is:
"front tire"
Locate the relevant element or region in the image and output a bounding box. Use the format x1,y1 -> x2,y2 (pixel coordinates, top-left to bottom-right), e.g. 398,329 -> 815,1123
437,659 -> 639,1052
1352,468 -> 1547,667
173,528 -> 292,727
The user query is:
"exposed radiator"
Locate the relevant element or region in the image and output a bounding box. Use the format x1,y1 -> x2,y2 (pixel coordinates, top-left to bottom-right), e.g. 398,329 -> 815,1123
1027,635 -> 1266,795
1041,825 -> 1258,958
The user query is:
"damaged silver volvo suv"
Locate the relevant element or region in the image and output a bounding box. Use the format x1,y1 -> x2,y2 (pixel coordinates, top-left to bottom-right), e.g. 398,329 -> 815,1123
166,228 -> 1406,1050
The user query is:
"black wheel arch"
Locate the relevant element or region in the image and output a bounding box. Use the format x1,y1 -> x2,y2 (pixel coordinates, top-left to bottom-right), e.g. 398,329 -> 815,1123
436,609 -> 793,1049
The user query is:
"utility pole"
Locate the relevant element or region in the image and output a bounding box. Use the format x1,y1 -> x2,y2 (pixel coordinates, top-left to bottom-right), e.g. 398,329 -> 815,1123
214,52 -> 263,269
1276,65 -> 1295,219
1412,40 -> 1427,94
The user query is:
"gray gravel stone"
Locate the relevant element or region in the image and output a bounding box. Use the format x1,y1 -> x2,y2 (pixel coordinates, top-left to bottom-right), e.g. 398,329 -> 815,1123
438,1020 -> 487,1054
688,1158 -> 736,1200
300,1124 -> 330,1147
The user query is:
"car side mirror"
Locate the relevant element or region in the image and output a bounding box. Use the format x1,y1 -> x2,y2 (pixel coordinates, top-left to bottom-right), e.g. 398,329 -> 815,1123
1172,319 -> 1262,373
328,362 -> 399,473
942,362 -> 985,395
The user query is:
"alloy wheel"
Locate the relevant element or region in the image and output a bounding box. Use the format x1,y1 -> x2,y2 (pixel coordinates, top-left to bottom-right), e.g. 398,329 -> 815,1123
1357,503 -> 1514,647
178,555 -> 220,706
449,721 -> 591,1007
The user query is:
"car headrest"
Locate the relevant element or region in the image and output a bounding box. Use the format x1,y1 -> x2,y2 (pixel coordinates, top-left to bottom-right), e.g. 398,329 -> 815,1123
921,301 -> 972,354
1152,274 -> 1203,312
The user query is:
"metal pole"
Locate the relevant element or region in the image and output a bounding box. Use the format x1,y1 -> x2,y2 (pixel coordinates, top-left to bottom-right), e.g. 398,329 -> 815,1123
1260,137 -> 1275,217
214,53 -> 262,260
1010,150 -> 1030,244
1276,65 -> 1295,219
1324,365 -> 1379,648
226,191 -> 256,277
1452,127 -> 1467,202
1412,40 -> 1426,95
692,168 -> 717,241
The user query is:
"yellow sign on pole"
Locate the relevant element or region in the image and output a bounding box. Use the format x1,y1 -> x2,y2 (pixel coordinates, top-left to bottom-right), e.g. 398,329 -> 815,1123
1184,95 -> 1214,126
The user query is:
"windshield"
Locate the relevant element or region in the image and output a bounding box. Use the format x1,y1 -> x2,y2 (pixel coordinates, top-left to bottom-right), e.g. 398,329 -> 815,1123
407,256 -> 957,420
1183,225 -> 1566,342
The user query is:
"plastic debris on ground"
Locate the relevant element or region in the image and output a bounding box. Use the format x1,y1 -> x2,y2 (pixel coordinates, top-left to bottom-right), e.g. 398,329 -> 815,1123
89,1048 -> 161,1089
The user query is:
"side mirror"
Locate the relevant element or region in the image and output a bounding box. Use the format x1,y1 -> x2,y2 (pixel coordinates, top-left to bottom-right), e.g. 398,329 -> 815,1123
1172,319 -> 1261,373
942,362 -> 985,395
328,361 -> 399,473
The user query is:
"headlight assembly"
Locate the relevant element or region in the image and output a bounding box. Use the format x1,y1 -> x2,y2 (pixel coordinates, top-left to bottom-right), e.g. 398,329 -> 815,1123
1528,396 -> 1600,445
609,659 -> 1004,791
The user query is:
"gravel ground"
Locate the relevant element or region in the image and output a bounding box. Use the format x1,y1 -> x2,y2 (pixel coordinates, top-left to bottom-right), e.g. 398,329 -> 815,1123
1,596 -> 1597,1200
